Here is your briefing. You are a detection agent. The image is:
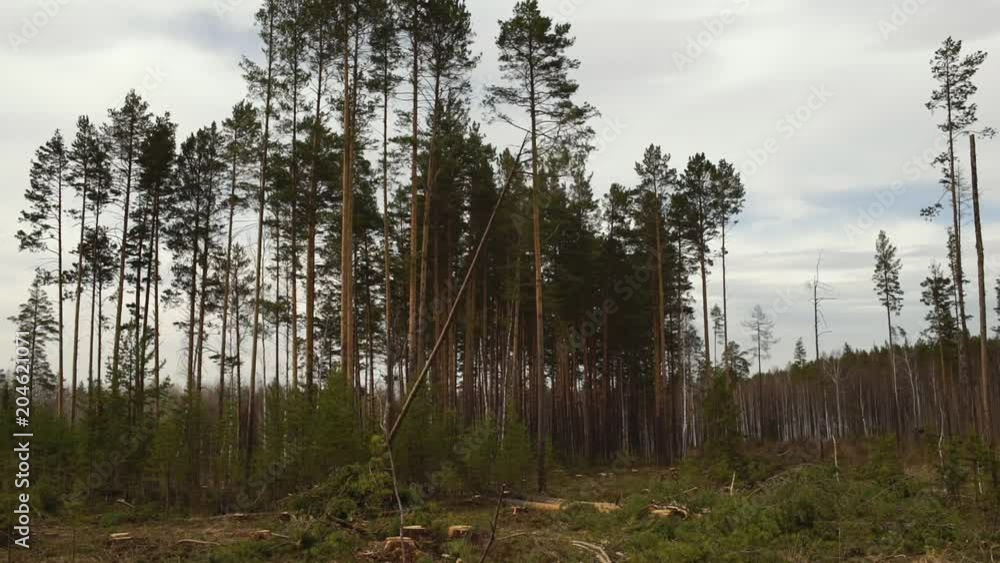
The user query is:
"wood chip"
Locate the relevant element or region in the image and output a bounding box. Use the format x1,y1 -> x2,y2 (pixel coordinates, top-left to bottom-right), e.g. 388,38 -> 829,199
250,530 -> 272,540
402,525 -> 431,538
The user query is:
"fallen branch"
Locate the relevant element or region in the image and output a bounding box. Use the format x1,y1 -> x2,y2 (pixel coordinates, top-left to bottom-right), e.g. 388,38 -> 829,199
571,540 -> 612,563
479,486 -> 509,563
648,503 -> 691,519
496,532 -> 531,542
176,539 -> 221,547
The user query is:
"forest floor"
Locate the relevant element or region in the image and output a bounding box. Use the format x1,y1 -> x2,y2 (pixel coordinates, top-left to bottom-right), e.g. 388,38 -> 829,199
14,441 -> 1000,562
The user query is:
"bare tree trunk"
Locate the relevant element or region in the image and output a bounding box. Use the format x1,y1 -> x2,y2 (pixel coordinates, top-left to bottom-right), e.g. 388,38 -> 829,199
341,5 -> 356,390
69,171 -> 89,423
56,160 -> 65,421
247,2 -> 276,470
218,139 -> 239,417
970,133 -> 990,439
380,60 -> 394,421
305,23 -> 324,402
110,121 -> 138,410
405,9 -> 420,392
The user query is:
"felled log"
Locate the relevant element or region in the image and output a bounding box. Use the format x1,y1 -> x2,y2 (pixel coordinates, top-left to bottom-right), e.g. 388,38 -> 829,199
503,497 -> 621,514
109,533 -> 133,543
648,504 -> 691,519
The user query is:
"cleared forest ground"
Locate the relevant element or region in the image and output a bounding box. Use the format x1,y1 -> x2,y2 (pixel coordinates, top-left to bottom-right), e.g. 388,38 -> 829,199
15,440 -> 1000,562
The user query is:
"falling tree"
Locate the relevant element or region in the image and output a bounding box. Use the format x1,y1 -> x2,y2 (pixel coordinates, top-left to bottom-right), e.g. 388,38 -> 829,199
873,230 -> 904,442
487,0 -> 596,492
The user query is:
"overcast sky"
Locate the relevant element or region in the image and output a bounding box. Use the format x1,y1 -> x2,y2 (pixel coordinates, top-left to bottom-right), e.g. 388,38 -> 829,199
2,0 -> 1000,379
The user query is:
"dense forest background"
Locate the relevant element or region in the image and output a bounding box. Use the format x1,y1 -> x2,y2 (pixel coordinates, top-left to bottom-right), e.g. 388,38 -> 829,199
2,0 -> 999,529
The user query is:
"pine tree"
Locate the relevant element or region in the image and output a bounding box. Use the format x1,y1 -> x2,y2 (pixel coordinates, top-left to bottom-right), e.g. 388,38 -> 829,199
414,0 -> 478,387
487,0 -> 596,493
677,153 -> 719,377
711,159 -> 745,374
136,114 -> 176,422
219,103 -> 260,420
243,0 -> 279,468
275,0 -> 310,395
67,116 -> 109,424
793,338 -> 807,370
711,305 -> 725,366
926,37 -> 988,391
922,262 -> 958,427
743,305 -> 776,378
105,91 -> 153,413
10,270 -> 59,401
873,230 -> 904,442
17,130 -> 68,418
369,0 -> 403,416
635,145 -> 676,442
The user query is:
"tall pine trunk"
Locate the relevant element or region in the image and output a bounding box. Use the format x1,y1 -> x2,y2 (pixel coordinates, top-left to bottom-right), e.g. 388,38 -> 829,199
248,2 -> 276,470
406,13 -> 420,391
69,169 -> 89,424
110,122 -> 137,408
380,67 -> 395,420
341,9 -> 356,390
970,133 -> 990,438
305,28 -> 324,402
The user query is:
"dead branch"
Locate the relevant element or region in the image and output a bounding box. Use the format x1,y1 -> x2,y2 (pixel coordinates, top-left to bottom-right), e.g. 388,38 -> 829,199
479,485 -> 509,563
176,539 -> 221,547
571,540 -> 613,563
